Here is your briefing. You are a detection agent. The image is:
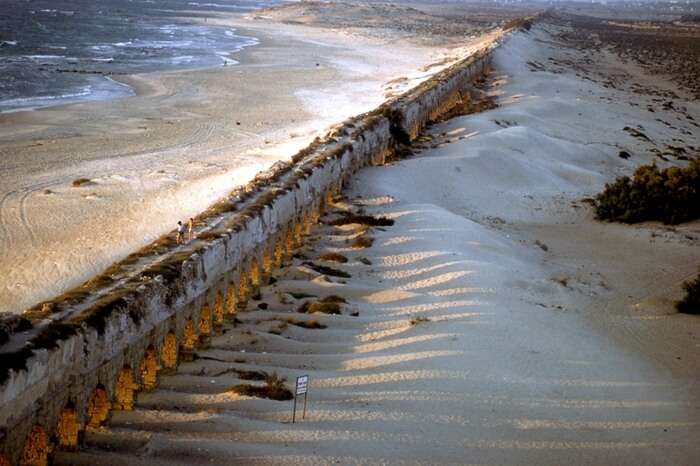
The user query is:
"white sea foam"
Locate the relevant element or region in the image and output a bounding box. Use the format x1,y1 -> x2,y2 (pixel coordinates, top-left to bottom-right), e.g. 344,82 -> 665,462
0,76 -> 134,114
0,40 -> 18,47
171,55 -> 195,64
27,55 -> 65,62
215,51 -> 238,65
187,2 -> 248,9
0,86 -> 93,110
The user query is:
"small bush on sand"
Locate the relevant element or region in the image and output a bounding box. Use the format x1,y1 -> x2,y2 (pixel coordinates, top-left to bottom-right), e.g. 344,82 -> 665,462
351,236 -> 374,249
289,319 -> 327,329
320,253 -> 348,263
268,322 -> 288,335
289,292 -> 316,300
676,271 -> 700,315
298,301 -> 342,315
303,262 -> 351,278
72,178 -> 93,187
320,295 -> 347,304
594,160 -> 700,225
230,371 -> 293,401
410,316 -> 431,326
329,213 -> 394,227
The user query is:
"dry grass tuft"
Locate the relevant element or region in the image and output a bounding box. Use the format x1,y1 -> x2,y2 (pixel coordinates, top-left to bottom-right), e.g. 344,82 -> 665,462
31,322 -> 79,350
289,319 -> 327,330
351,236 -> 374,249
410,316 -> 431,326
229,371 -> 293,401
298,301 -> 342,315
72,178 -> 93,187
71,289 -> 134,335
320,295 -> 347,304
303,262 -> 351,278
268,322 -> 289,335
0,347 -> 35,385
535,240 -> 549,252
0,316 -> 33,345
552,277 -> 570,288
288,292 -> 316,300
328,213 -> 394,227
677,270 -> 700,314
319,253 -> 349,263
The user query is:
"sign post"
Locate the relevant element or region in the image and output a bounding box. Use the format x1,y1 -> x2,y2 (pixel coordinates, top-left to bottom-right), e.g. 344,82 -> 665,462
293,375 -> 309,424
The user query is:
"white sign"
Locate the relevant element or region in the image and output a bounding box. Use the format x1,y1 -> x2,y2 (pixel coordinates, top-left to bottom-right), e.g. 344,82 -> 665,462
296,375 -> 309,395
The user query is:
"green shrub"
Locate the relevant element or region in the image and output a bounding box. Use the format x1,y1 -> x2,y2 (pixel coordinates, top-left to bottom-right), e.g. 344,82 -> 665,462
594,160 -> 700,225
677,272 -> 700,315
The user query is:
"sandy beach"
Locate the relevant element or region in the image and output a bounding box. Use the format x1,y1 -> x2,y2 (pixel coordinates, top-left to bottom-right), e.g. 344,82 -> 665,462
51,14 -> 700,466
0,4 -> 497,314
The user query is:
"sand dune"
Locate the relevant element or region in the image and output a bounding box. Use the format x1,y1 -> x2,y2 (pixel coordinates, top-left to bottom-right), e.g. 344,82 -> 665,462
53,21 -> 700,465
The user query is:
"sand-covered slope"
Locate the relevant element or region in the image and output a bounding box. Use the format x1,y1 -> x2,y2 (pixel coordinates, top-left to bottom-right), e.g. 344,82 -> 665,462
55,23 -> 700,466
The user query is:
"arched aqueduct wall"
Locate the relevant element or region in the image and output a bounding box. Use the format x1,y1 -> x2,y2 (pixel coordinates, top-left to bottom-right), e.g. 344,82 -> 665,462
0,24 -> 524,464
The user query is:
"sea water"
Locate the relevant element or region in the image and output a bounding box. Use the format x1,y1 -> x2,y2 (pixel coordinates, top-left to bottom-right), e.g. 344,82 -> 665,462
0,0 -> 279,113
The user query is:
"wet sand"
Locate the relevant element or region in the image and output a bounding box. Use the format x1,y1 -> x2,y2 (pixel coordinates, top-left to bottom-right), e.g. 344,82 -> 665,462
0,11 -> 476,314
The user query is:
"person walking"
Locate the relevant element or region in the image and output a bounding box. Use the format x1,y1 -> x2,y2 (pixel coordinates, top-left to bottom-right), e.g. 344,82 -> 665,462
188,217 -> 195,241
176,221 -> 186,244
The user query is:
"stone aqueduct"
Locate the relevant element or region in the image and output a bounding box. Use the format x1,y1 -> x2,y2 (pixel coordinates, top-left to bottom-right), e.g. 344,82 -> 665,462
0,22 -> 529,464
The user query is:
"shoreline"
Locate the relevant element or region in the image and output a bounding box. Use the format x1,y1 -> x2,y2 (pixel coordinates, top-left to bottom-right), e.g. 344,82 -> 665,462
0,28 -> 260,115
0,11 -> 470,314
0,2 -> 266,115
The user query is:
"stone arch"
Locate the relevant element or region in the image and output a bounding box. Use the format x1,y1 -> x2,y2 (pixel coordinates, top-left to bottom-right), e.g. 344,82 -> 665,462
249,257 -> 260,291
139,346 -> 160,392
284,226 -> 295,257
225,285 -> 237,316
199,303 -> 211,336
238,269 -> 249,309
293,221 -> 303,247
302,208 -> 312,235
20,425 -> 48,466
273,236 -> 285,269
214,291 -> 224,326
113,367 -> 137,411
161,332 -> 178,371
262,245 -> 273,283
86,385 -> 110,429
182,318 -> 197,351
311,201 -> 322,224
55,403 -> 79,451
